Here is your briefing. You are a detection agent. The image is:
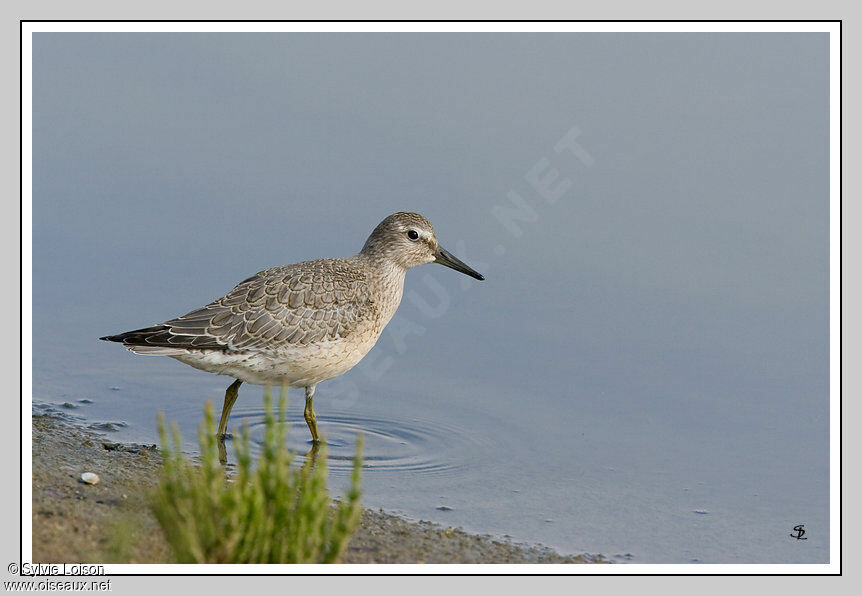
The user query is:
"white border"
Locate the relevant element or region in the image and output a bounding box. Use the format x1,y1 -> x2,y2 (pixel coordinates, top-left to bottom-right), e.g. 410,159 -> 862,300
24,21 -> 839,33
22,18 -> 33,569
21,20 -> 841,575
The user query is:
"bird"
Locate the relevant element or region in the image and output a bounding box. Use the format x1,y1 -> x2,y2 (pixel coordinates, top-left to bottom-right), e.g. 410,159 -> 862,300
100,212 -> 484,446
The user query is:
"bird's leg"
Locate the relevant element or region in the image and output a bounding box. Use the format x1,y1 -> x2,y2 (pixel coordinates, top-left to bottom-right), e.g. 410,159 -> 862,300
304,384 -> 320,444
217,379 -> 243,440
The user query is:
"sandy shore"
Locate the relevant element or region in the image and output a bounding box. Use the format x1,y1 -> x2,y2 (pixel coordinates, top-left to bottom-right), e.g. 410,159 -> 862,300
31,413 -> 607,564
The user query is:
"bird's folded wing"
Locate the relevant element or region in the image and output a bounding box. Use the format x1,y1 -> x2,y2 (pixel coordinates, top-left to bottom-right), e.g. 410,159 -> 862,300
130,261 -> 376,352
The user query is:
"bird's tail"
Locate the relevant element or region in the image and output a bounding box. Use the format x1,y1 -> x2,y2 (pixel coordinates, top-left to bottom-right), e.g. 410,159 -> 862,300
99,325 -> 168,344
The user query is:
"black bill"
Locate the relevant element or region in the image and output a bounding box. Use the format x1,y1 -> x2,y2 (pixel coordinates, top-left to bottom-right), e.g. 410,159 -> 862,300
434,246 -> 485,280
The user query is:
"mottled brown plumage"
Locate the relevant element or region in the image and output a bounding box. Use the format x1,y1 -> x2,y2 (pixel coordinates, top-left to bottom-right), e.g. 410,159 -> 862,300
113,259 -> 376,351
101,212 -> 484,446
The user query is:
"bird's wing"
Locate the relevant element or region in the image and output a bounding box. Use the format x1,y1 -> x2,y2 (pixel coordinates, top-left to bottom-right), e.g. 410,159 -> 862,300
112,260 -> 376,352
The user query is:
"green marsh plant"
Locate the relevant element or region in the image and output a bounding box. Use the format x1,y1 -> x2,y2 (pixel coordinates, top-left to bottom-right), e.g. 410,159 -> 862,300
152,389 -> 362,563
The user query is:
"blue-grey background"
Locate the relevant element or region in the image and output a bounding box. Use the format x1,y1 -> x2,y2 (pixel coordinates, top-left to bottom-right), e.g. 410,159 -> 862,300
32,33 -> 830,563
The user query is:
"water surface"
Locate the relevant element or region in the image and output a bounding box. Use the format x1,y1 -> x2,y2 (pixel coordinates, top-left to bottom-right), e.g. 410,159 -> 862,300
32,32 -> 830,563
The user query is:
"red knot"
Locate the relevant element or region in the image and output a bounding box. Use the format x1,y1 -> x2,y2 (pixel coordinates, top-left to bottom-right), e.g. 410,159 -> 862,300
100,212 -> 484,446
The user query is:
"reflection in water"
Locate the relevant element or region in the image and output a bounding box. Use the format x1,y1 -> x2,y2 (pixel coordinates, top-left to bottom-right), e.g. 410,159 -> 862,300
219,410 -> 488,477
219,429 -> 323,471
217,434 -> 228,465
299,441 -> 322,478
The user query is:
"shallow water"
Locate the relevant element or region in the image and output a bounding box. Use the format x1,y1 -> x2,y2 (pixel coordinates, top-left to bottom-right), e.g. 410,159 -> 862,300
31,32 -> 830,564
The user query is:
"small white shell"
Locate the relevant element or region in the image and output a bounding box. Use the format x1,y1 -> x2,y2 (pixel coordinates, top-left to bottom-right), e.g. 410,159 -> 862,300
79,472 -> 100,485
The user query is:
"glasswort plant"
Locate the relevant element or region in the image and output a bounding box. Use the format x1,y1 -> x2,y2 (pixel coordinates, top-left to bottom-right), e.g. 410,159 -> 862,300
151,389 -> 362,563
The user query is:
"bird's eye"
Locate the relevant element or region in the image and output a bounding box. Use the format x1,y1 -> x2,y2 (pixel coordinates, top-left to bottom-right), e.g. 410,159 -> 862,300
407,230 -> 419,241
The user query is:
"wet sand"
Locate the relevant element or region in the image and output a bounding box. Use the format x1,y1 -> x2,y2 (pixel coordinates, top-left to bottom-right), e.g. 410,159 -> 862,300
31,413 -> 607,564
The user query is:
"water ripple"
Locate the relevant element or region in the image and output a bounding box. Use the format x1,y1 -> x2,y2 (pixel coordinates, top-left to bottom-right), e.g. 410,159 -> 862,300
225,410 -> 487,478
